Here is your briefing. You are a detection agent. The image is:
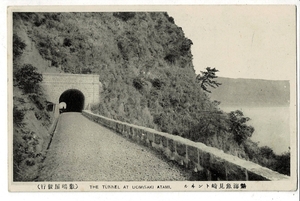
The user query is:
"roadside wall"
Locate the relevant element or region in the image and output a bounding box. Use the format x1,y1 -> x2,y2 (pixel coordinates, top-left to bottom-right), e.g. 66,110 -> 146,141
82,110 -> 289,181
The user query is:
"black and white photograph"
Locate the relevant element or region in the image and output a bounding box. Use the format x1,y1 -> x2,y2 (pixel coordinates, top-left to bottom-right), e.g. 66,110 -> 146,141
7,4 -> 297,192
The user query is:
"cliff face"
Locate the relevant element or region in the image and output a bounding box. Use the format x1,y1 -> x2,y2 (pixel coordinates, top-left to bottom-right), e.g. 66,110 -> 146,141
13,12 -> 216,137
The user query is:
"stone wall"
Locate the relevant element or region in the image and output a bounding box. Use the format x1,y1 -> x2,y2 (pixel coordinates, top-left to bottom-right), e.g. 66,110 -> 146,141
41,73 -> 101,108
82,110 -> 289,181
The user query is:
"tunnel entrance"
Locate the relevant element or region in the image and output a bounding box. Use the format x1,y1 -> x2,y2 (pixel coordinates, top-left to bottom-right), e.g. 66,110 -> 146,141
59,89 -> 85,113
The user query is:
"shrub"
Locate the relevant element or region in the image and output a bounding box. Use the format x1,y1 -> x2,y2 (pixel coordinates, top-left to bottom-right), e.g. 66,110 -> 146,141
133,78 -> 144,90
13,106 -> 25,124
16,13 -> 33,21
172,128 -> 179,135
153,114 -> 162,126
164,54 -> 176,64
34,111 -> 42,120
13,34 -> 26,58
228,110 -> 254,145
50,13 -> 60,21
180,38 -> 193,52
259,146 -> 275,159
167,16 -> 174,24
169,95 -> 179,106
151,78 -> 164,89
25,158 -> 35,166
38,48 -> 49,58
63,38 -> 72,47
113,12 -> 136,22
275,151 -> 290,175
81,67 -> 92,74
51,60 -> 58,67
34,15 -> 45,27
14,64 -> 43,93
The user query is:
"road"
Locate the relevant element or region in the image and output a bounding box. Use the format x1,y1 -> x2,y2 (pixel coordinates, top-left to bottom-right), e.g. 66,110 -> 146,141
37,112 -> 189,181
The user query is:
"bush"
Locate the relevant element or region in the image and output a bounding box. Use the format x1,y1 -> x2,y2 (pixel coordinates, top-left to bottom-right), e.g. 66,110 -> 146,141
164,13 -> 175,23
34,15 -> 45,27
168,16 -> 174,24
25,158 -> 35,166
259,146 -> 275,159
63,38 -> 72,47
180,38 -> 193,52
164,54 -> 176,64
228,110 -> 254,145
38,48 -> 49,58
50,13 -> 60,21
16,13 -> 33,21
153,114 -> 162,125
13,106 -> 25,124
81,67 -> 92,74
275,151 -> 290,175
14,64 -> 43,93
151,78 -> 164,89
113,12 -> 136,22
132,78 -> 144,90
13,34 -> 26,58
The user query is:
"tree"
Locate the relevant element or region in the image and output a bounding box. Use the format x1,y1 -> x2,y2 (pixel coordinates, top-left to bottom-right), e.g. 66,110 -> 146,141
259,146 -> 275,159
14,64 -> 43,93
275,150 -> 290,176
13,34 -> 26,58
196,67 -> 221,93
228,110 -> 254,145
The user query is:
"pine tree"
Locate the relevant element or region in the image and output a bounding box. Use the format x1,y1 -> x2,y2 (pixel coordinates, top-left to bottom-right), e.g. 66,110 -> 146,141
196,67 -> 221,93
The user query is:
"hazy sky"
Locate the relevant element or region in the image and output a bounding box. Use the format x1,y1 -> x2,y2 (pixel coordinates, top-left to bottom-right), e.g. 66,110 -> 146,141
167,6 -> 296,80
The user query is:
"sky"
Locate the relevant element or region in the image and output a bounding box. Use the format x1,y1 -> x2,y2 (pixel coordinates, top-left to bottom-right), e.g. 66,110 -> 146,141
167,6 -> 296,80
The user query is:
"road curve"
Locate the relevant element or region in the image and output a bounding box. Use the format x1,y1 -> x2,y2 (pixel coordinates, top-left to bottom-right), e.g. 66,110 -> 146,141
37,112 -> 189,181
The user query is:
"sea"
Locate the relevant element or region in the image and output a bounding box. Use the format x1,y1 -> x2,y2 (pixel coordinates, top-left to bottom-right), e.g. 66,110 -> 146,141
221,106 -> 290,154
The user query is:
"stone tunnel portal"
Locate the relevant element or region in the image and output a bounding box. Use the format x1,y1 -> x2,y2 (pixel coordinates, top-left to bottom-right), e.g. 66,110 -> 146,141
59,89 -> 85,113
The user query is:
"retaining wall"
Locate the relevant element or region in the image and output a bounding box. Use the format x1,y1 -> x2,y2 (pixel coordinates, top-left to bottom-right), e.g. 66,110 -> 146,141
82,110 -> 289,181
41,73 -> 101,108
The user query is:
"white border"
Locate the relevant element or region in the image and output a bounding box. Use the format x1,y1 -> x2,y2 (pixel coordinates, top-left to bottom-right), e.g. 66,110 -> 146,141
1,0 -> 299,201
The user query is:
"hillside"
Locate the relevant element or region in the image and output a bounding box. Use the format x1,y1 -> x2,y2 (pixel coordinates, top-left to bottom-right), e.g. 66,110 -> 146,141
14,12 -> 216,139
12,12 -> 290,180
210,77 -> 290,107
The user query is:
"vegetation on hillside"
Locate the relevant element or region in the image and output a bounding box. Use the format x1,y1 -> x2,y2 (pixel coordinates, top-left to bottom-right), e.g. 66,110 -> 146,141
12,12 -> 290,177
12,27 -> 52,181
14,64 -> 43,93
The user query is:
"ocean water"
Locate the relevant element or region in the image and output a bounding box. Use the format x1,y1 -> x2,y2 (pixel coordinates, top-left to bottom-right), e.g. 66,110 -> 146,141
221,106 -> 290,154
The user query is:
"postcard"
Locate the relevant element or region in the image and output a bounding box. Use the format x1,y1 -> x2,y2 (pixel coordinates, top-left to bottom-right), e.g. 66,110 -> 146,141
7,5 -> 297,192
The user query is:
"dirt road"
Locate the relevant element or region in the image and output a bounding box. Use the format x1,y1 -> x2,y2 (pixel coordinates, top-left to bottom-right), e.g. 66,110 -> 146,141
37,112 -> 189,181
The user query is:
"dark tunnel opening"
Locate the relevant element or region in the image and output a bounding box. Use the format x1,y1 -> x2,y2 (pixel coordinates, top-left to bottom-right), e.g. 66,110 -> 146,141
59,89 -> 85,113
